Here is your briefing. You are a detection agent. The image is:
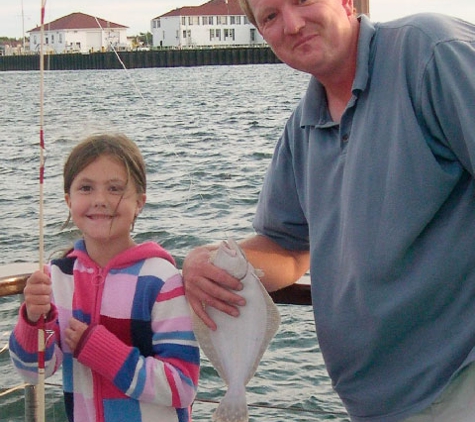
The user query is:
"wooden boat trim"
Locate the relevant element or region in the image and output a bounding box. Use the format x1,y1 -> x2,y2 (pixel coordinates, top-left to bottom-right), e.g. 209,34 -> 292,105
0,263 -> 38,297
269,282 -> 311,306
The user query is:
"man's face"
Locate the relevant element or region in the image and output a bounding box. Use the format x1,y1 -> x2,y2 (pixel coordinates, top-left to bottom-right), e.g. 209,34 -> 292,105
250,0 -> 355,77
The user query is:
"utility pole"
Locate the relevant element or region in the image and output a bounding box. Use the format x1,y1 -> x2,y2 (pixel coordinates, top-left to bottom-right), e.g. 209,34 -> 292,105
354,0 -> 370,16
21,0 -> 26,52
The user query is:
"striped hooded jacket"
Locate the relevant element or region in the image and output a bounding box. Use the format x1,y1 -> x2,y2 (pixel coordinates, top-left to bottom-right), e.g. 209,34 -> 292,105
9,239 -> 200,422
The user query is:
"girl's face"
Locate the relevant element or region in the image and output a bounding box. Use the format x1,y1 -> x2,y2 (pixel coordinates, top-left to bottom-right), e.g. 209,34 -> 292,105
65,155 -> 146,257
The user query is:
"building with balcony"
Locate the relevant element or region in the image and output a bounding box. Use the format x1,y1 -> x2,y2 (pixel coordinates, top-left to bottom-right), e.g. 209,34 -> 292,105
151,0 -> 265,48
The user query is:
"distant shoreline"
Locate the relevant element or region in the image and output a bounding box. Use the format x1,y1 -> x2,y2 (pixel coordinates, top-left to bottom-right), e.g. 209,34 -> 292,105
0,46 -> 281,71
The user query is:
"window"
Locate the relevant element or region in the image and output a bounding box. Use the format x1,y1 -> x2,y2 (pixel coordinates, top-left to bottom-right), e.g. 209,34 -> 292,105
216,28 -> 221,40
250,28 -> 256,42
210,29 -> 214,40
230,16 -> 241,25
223,29 -> 235,41
217,16 -> 228,25
188,16 -> 199,25
51,34 -> 54,43
59,33 -> 62,43
182,17 -> 186,26
244,16 -> 250,25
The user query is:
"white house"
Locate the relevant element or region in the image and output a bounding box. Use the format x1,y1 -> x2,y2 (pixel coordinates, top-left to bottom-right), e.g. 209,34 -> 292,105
151,0 -> 265,48
28,12 -> 129,54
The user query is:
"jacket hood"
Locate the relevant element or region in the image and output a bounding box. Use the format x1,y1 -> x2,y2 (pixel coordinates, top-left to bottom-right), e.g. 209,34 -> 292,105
68,239 -> 176,269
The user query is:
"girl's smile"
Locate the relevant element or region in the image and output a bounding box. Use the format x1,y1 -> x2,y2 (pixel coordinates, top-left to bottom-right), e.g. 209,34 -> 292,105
65,154 -> 146,265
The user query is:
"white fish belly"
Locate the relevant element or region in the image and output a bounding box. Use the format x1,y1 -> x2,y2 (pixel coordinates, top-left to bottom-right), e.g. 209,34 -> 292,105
192,239 -> 281,422
208,274 -> 270,384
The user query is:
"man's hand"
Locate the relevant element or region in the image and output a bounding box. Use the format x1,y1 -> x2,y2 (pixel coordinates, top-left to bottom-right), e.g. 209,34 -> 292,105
182,245 -> 246,331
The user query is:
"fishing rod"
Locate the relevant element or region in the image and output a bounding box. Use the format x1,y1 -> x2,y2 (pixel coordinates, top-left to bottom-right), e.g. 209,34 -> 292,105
36,1 -> 47,421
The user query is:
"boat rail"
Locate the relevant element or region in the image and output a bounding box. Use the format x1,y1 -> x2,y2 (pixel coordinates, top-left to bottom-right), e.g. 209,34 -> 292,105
0,263 -> 312,305
0,264 -> 350,422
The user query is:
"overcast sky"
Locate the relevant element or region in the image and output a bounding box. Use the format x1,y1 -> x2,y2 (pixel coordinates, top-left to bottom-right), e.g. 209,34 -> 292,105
2,0 -> 475,39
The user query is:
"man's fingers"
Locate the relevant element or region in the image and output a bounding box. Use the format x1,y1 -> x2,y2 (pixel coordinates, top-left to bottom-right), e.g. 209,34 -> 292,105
187,277 -> 244,331
189,297 -> 217,331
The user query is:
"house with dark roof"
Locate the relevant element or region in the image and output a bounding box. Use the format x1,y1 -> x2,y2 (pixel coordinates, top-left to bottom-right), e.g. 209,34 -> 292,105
28,12 -> 129,54
151,0 -> 265,48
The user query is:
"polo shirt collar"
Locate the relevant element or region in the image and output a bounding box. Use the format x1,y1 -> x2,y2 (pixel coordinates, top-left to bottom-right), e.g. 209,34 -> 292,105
300,14 -> 376,127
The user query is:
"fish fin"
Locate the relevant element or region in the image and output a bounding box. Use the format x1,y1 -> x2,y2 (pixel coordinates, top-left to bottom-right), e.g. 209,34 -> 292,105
244,275 -> 281,385
212,386 -> 248,422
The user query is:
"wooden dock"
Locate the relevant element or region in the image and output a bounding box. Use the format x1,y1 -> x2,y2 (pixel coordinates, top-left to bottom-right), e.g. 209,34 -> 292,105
0,47 -> 281,71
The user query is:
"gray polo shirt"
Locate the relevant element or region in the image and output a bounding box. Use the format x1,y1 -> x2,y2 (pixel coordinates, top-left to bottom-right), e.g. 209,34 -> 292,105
254,13 -> 475,422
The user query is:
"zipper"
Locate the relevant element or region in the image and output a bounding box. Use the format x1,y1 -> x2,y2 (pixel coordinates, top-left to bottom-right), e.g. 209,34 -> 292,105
91,266 -> 107,422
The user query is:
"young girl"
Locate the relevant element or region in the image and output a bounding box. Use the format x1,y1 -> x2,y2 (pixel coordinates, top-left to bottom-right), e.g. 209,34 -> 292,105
9,134 -> 200,422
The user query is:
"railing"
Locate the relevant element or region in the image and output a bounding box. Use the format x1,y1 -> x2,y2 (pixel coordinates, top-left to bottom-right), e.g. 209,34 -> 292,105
0,262 -> 312,305
0,263 -> 38,297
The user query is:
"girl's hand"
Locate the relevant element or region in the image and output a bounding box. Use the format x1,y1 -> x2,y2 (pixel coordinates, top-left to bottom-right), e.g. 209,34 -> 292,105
23,270 -> 52,323
64,317 -> 88,352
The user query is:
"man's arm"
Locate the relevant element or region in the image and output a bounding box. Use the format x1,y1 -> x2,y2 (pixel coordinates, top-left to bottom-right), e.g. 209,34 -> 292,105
239,235 -> 310,291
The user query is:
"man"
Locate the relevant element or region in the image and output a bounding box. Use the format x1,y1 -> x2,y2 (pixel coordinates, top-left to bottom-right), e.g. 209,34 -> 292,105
183,0 -> 475,420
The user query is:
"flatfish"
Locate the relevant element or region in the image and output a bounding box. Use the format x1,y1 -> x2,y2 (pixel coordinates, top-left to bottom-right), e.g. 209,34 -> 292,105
192,238 -> 281,422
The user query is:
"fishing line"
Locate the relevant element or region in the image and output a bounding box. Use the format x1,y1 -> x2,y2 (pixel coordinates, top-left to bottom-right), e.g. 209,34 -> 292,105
92,15 -> 241,213
92,16 -> 199,206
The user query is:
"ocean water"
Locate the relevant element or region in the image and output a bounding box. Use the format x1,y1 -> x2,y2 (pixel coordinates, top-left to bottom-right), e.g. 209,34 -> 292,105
0,64 -> 349,421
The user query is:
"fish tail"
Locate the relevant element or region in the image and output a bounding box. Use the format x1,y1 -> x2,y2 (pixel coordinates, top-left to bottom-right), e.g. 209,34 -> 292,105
212,388 -> 248,422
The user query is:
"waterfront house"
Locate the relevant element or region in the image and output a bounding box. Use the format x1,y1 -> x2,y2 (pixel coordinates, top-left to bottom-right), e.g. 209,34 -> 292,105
0,39 -> 26,56
151,0 -> 265,48
28,12 -> 129,54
